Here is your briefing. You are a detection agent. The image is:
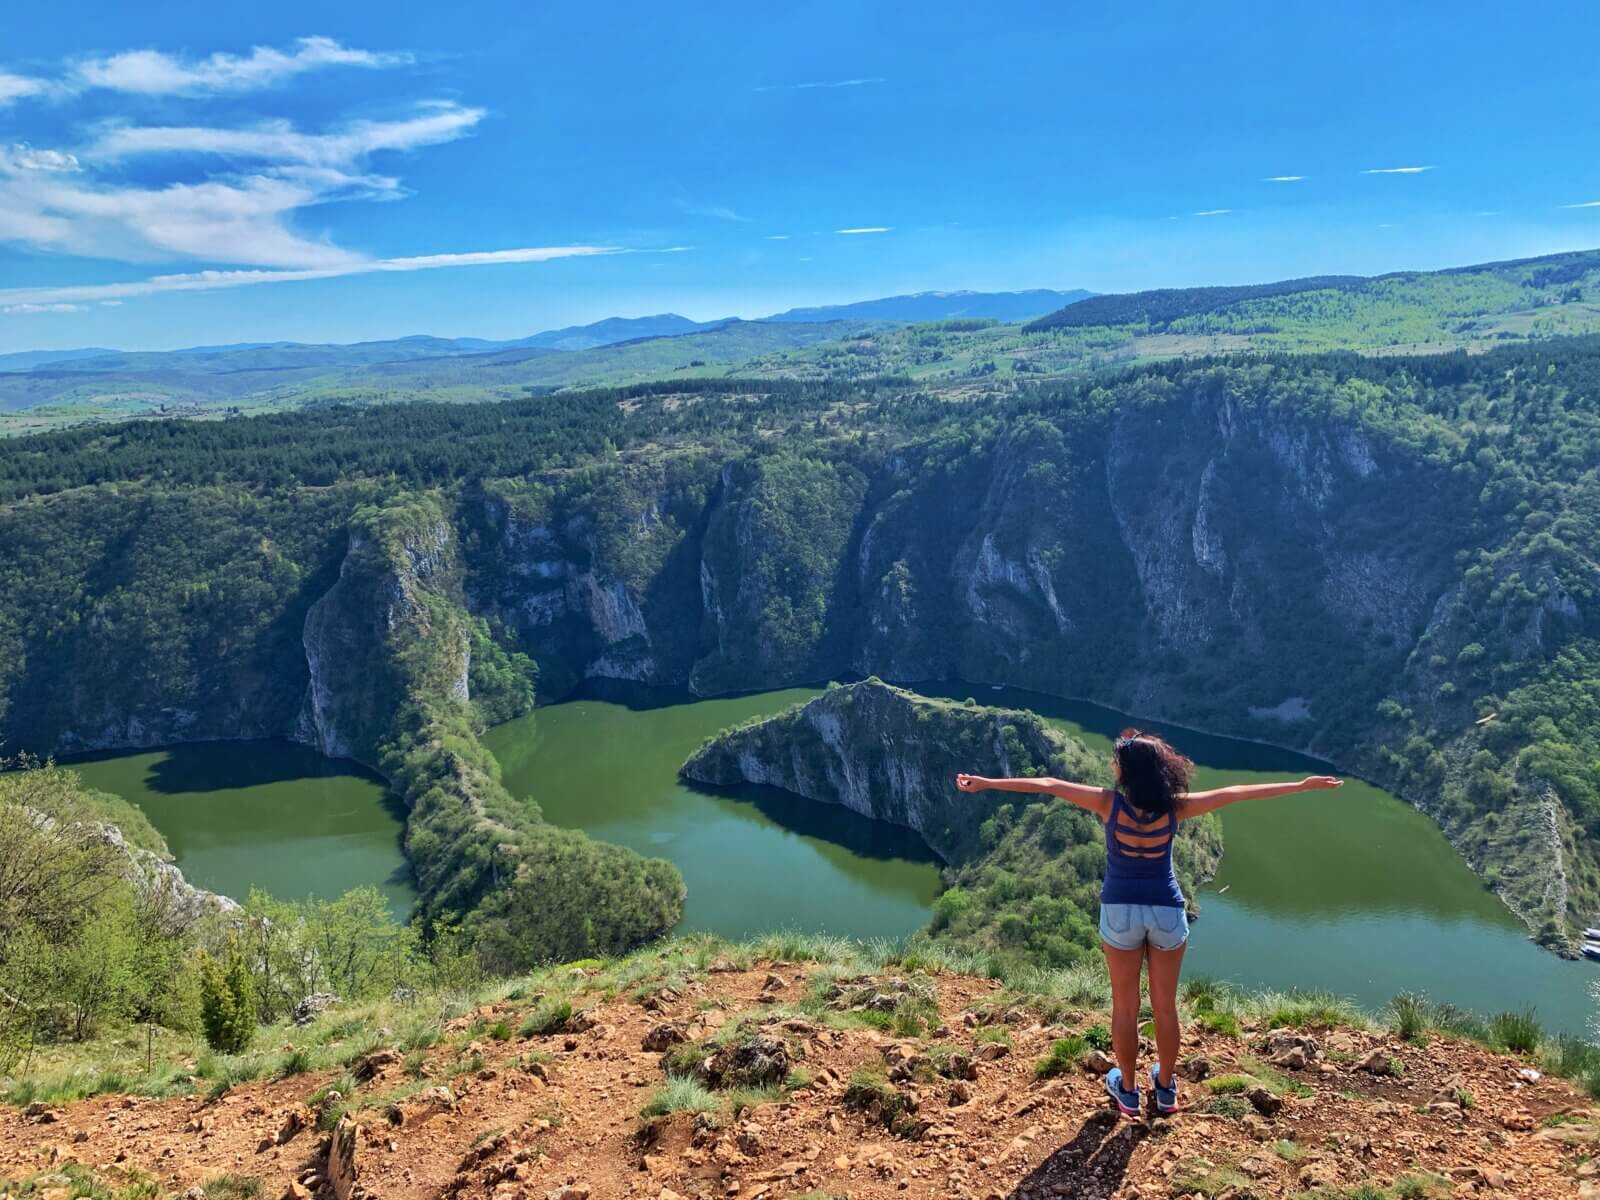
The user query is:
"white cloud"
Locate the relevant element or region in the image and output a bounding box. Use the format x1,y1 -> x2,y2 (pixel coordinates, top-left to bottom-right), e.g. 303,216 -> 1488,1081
1,102 -> 489,268
3,144 -> 81,172
0,169 -> 365,267
1362,165 -> 1434,174
0,73 -> 49,107
0,245 -> 622,308
76,36 -> 410,96
765,234 -> 790,240
1262,175 -> 1305,183
2,302 -> 84,314
1562,200 -> 1600,209
836,226 -> 891,234
89,103 -> 485,167
754,77 -> 885,92
1193,209 -> 1232,217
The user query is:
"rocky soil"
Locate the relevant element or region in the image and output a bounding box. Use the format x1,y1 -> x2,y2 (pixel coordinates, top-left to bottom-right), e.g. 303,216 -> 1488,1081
3,963 -> 1595,1200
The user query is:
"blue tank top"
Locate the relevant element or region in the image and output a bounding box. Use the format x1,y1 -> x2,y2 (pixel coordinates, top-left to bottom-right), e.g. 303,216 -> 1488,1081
1101,789 -> 1185,908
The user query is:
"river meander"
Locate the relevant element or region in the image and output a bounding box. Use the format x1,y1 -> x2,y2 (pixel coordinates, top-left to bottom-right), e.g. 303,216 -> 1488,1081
66,684 -> 1596,1034
487,680 -> 1597,1035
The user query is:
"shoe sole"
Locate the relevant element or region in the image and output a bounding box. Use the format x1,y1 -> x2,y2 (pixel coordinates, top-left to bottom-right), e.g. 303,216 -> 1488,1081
1106,1090 -> 1141,1118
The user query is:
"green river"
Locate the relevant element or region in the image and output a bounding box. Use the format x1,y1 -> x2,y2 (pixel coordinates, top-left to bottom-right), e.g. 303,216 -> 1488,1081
65,740 -> 414,916
65,683 -> 1596,1034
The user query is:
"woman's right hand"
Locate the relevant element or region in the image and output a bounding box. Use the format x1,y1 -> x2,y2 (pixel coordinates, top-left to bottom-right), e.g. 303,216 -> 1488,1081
955,773 -> 984,792
1299,776 -> 1344,791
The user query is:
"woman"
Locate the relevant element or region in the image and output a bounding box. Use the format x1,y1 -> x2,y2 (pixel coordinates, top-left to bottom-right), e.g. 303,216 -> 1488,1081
955,729 -> 1342,1117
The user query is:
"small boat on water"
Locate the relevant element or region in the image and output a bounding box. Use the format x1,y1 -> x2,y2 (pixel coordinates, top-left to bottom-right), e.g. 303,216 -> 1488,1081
1583,943 -> 1600,962
1585,928 -> 1600,940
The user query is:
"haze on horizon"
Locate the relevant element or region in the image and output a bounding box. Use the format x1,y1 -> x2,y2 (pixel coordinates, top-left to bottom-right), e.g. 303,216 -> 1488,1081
2,0 -> 1598,353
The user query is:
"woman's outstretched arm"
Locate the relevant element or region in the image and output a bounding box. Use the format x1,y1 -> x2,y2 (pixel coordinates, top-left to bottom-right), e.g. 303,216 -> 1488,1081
1179,775 -> 1343,818
954,773 -> 1114,819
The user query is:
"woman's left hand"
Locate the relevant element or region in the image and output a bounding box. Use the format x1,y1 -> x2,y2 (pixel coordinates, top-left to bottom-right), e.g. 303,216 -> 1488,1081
955,773 -> 983,792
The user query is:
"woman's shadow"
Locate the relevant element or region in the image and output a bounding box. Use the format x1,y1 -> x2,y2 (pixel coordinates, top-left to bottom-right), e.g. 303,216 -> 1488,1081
1004,1109 -> 1145,1198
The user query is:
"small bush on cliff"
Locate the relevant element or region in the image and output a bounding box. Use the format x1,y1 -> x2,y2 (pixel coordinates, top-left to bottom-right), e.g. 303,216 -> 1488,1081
199,943 -> 256,1054
1489,1008 -> 1541,1055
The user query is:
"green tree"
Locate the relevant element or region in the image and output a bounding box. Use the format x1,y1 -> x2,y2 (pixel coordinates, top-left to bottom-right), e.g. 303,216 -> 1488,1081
199,941 -> 256,1054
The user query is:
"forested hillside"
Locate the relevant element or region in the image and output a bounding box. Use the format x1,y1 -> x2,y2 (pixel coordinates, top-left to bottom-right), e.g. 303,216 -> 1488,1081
1,340 -> 1597,952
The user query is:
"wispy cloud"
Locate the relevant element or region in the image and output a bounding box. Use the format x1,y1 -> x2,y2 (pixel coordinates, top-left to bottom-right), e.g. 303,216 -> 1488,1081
675,200 -> 749,222
1262,175 -> 1305,183
1561,200 -> 1600,209
1475,210 -> 1503,217
1,99 -> 488,268
75,36 -> 411,96
754,77 -> 886,92
90,102 -> 485,168
2,302 -> 84,314
1362,165 -> 1434,174
4,144 -> 80,172
836,226 -> 891,234
765,234 -> 790,240
0,73 -> 49,107
1193,209 -> 1232,217
0,246 -> 623,308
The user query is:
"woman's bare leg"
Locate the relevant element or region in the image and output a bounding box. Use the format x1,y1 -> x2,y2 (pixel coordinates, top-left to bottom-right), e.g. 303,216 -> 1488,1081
1102,941 -> 1146,1085
1146,942 -> 1187,1087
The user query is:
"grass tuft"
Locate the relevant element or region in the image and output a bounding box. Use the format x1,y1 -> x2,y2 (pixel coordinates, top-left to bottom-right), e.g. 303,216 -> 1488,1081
641,1076 -> 719,1118
1034,1036 -> 1088,1078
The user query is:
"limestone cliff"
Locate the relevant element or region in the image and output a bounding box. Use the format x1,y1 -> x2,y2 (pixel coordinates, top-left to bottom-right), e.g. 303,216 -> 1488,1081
680,679 -> 1104,861
296,498 -> 470,765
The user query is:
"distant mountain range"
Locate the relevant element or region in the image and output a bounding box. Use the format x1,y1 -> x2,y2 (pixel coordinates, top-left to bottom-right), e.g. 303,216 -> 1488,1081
0,288 -> 1093,375
764,289 -> 1095,324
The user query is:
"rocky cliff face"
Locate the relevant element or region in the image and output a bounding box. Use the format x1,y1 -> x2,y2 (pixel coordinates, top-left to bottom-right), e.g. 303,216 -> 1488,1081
296,504 -> 470,765
25,805 -> 237,925
680,680 -> 1104,861
473,384 -> 1463,760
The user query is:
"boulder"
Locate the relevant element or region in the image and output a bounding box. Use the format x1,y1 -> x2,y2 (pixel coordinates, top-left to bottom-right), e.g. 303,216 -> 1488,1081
705,1035 -> 790,1088
1260,1029 -> 1320,1067
292,994 -> 340,1025
1245,1086 -> 1282,1117
327,1116 -> 359,1200
352,1049 -> 399,1083
642,1023 -> 687,1052
1355,1048 -> 1393,1075
1297,1160 -> 1340,1191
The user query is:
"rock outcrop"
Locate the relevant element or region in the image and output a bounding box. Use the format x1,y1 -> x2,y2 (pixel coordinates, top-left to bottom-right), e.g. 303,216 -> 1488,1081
681,679 -> 1108,862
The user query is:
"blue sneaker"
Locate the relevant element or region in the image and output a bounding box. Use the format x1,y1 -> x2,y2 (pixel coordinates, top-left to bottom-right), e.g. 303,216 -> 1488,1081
1149,1063 -> 1179,1114
1105,1066 -> 1140,1118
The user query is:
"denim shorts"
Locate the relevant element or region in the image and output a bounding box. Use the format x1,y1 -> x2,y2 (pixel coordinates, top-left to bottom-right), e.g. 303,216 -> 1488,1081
1099,903 -> 1189,951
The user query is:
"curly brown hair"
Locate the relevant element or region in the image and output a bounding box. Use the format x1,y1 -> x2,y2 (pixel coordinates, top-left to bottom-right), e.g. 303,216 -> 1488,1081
1113,727 -> 1194,816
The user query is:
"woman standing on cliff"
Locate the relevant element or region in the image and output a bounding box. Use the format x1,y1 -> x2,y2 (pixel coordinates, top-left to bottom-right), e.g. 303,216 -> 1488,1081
955,731 -> 1342,1117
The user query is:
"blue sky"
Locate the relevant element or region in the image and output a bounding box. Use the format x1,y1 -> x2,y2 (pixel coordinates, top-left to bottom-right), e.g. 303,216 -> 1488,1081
2,0 -> 1598,351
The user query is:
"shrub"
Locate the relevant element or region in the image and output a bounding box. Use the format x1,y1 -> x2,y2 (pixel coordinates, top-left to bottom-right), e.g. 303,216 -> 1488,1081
276,1048 -> 314,1079
1488,1008 -> 1541,1055
1390,992 -> 1427,1043
1205,1074 -> 1250,1094
1196,1010 -> 1241,1037
1034,1036 -> 1088,1078
520,1000 -> 573,1037
199,943 -> 256,1055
